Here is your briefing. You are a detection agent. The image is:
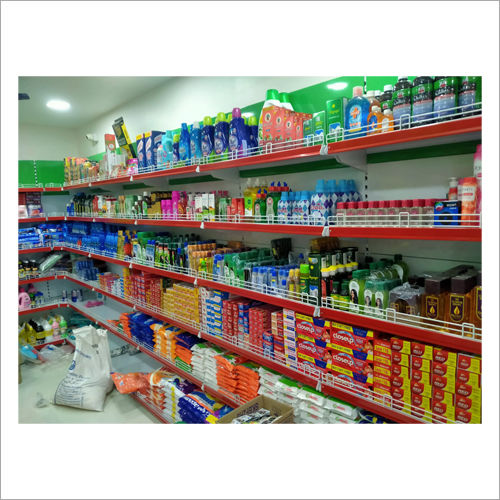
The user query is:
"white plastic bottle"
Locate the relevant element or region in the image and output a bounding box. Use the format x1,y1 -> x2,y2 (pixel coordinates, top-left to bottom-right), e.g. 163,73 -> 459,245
310,180 -> 329,225
277,190 -> 292,224
297,191 -> 310,225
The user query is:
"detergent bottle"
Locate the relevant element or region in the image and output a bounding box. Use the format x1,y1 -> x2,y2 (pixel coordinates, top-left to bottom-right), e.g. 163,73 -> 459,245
277,190 -> 291,223
310,180 -> 329,225
247,115 -> 259,154
392,77 -> 412,129
258,89 -> 281,147
229,107 -> 248,157
298,191 -> 311,224
344,86 -> 370,139
190,121 -> 202,163
201,116 -> 215,161
214,112 -> 229,161
279,92 -> 294,111
159,130 -> 174,166
172,134 -> 180,164
254,189 -> 267,223
179,123 -> 191,165
244,178 -> 254,216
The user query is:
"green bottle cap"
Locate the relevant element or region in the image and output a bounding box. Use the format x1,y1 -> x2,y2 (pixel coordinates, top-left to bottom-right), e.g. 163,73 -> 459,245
217,112 -> 226,123
249,115 -> 257,126
173,134 -> 180,142
300,263 -> 310,275
244,116 -> 248,125
279,92 -> 291,103
203,116 -> 212,126
227,113 -> 232,122
266,89 -> 280,101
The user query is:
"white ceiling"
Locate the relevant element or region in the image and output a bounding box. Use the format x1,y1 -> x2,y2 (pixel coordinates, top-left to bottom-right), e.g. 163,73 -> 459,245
18,77 -> 172,128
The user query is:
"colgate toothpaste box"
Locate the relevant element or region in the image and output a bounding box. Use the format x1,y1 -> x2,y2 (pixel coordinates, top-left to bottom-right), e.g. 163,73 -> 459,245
456,369 -> 481,388
374,363 -> 391,378
457,353 -> 481,374
432,374 -> 455,393
374,383 -> 392,406
411,341 -> 433,360
296,338 -> 329,360
455,408 -> 480,424
432,387 -> 455,406
455,394 -> 481,414
411,355 -> 431,372
411,393 -> 432,422
433,347 -> 457,367
328,349 -> 373,385
391,337 -> 411,354
392,351 -> 409,367
296,314 -> 330,343
373,372 -> 391,389
298,358 -> 329,375
328,321 -> 374,355
411,369 -> 431,385
432,362 -> 456,377
432,400 -> 455,423
411,380 -> 432,398
391,365 -> 409,378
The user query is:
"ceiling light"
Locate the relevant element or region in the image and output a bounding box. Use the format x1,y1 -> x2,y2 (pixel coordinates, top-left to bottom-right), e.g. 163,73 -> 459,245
47,99 -> 71,111
327,82 -> 348,91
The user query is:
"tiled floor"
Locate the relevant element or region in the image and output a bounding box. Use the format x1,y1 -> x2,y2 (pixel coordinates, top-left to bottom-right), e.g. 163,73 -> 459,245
18,348 -> 160,424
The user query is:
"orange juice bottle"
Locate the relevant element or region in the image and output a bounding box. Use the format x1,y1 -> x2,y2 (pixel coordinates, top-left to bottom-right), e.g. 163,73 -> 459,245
469,270 -> 482,329
381,109 -> 395,133
367,106 -> 384,135
445,272 -> 477,332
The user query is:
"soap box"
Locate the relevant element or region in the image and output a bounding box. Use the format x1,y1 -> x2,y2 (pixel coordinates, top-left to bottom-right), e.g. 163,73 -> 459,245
411,355 -> 431,372
411,393 -> 432,422
455,394 -> 481,414
434,200 -> 461,226
432,374 -> 456,393
391,337 -> 411,355
432,401 -> 455,423
313,111 -> 326,138
410,380 -> 432,398
326,97 -> 347,140
391,365 -> 409,378
144,131 -> 162,168
136,134 -> 146,170
261,106 -> 280,144
456,369 -> 481,388
432,387 -> 454,406
432,362 -> 456,378
392,351 -> 409,367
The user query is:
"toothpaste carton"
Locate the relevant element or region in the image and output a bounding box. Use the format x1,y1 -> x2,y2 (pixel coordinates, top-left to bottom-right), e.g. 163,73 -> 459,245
411,369 -> 431,385
457,353 -> 482,374
391,365 -> 409,378
411,393 -> 432,422
392,351 -> 409,367
455,383 -> 481,400
296,339 -> 329,360
373,372 -> 391,389
392,385 -> 411,403
296,314 -> 330,343
433,347 -> 457,367
411,380 -> 432,398
432,400 -> 455,423
410,342 -> 433,360
455,393 -> 481,414
432,387 -> 455,406
374,363 -> 392,378
454,408 -> 481,424
373,382 -> 391,406
391,374 -> 411,389
329,321 -> 374,353
432,374 -> 455,393
432,362 -> 456,378
273,107 -> 291,144
328,348 -> 374,385
456,369 -> 481,388
391,337 -> 411,355
411,355 -> 431,372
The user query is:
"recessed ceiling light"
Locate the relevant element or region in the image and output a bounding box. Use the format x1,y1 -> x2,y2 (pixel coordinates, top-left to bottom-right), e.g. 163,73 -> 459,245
47,99 -> 71,111
327,82 -> 348,91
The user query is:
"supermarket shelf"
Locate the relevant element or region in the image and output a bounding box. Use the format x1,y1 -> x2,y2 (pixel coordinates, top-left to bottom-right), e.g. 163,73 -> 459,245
129,393 -> 170,424
19,302 -> 68,315
19,275 -> 58,284
33,337 -> 75,350
328,116 -> 482,155
19,246 -> 53,254
19,187 -> 65,193
47,247 -> 481,354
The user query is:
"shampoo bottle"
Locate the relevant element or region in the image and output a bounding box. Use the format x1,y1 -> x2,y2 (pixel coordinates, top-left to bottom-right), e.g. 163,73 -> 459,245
190,121 -> 202,163
214,112 -> 230,161
179,123 -> 191,165
345,86 -> 370,139
229,107 -> 248,157
201,116 -> 215,161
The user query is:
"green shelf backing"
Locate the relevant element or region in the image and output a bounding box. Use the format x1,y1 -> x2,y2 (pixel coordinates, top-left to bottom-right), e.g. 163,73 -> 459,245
169,175 -> 222,185
366,140 -> 481,164
35,160 -> 65,185
123,183 -> 153,190
19,160 -> 37,185
239,158 -> 348,178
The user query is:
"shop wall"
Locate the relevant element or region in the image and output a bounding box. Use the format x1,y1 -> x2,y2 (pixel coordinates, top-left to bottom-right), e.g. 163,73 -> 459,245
19,123 -> 80,160
75,76 -> 332,157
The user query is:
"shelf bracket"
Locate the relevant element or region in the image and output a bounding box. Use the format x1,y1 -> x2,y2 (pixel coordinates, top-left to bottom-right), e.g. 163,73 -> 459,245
313,306 -> 321,317
195,165 -> 200,173
321,226 -> 330,237
332,149 -> 367,172
200,221 -> 205,229
315,378 -> 322,392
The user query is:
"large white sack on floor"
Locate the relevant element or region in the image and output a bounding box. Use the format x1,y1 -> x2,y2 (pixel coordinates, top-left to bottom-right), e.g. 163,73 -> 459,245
53,326 -> 113,411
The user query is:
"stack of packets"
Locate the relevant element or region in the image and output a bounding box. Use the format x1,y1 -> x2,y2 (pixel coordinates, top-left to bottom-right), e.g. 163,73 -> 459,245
154,373 -> 197,423
152,323 -> 183,361
232,408 -> 278,424
203,344 -> 226,390
235,362 -> 260,403
174,332 -> 205,373
165,283 -> 200,327
177,391 -> 233,424
215,353 -> 242,397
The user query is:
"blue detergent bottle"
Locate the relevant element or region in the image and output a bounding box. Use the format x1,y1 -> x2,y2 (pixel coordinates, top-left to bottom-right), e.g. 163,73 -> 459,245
214,112 -> 229,161
160,131 -> 174,166
338,180 -> 349,203
172,134 -> 180,165
298,191 -> 311,224
201,116 -> 215,161
229,107 -> 248,157
345,86 -> 370,139
277,190 -> 291,224
310,180 -> 329,226
179,123 -> 191,165
327,179 -> 337,217
190,121 -> 202,163
247,115 -> 259,154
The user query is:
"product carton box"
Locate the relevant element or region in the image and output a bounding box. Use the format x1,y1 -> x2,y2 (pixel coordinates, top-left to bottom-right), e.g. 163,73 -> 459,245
456,369 -> 481,388
434,200 -> 461,226
433,347 -> 457,367
391,337 -> 411,355
326,97 -> 347,140
410,380 -> 432,398
136,134 -> 146,170
411,369 -> 431,385
374,363 -> 391,378
391,385 -> 411,404
391,364 -> 409,378
217,395 -> 294,424
455,383 -> 481,399
329,322 -> 374,349
261,106 -> 280,144
410,355 -> 431,372
432,400 -> 455,423
373,371 -> 391,390
432,387 -> 455,406
457,353 -> 482,374
284,112 -> 296,143
328,348 -> 373,385
391,373 -> 411,389
432,374 -> 456,393
455,394 -> 481,414
410,342 -> 433,360
432,362 -> 456,377
296,314 -> 331,343
273,107 -> 290,144
411,393 -> 432,422
313,111 -> 326,138
454,408 -> 480,424
392,351 -> 409,367
302,118 -> 314,143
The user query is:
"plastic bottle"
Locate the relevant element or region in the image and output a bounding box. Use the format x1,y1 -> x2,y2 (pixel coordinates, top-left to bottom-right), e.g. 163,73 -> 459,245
299,263 -> 310,294
348,179 -> 361,202
258,89 -> 281,147
244,179 -> 254,217
411,76 -> 434,125
473,144 -> 482,215
422,199 -> 436,226
367,105 -> 384,134
380,109 -> 395,133
387,200 -> 401,226
349,269 -> 369,314
277,190 -> 291,224
448,177 -> 458,200
379,84 -> 393,112
409,199 -> 424,226
159,131 -> 174,167
190,121 -> 203,163
433,77 -> 459,121
460,177 -> 478,223
172,134 -> 180,164
266,182 -> 279,223
337,180 -> 349,204
327,179 -> 337,217
247,115 -> 259,154
297,191 -> 311,225
254,189 -> 267,222
469,270 -> 481,329
346,202 -> 357,225
357,201 -> 368,226
392,77 -> 412,129
201,116 -> 215,161
363,279 -> 376,314
458,76 -> 482,114
229,107 -> 248,157
344,86 -> 370,139
214,112 -> 230,161
366,201 -> 378,225
392,254 -> 409,283
179,123 -> 191,165
366,90 -> 381,112
310,180 -> 329,226
373,281 -> 389,318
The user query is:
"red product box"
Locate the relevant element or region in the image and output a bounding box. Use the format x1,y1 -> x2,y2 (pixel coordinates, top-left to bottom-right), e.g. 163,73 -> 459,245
455,382 -> 481,399
390,337 -> 411,355
328,326 -> 374,356
374,338 -> 391,355
373,372 -> 391,389
432,362 -> 456,377
411,380 -> 432,398
411,342 -> 433,360
374,351 -> 392,367
432,374 -> 455,393
411,369 -> 431,385
432,400 -> 455,423
433,348 -> 457,366
391,385 -> 411,403
373,385 -> 392,406
410,355 -> 431,372
296,339 -> 329,361
455,408 -> 481,424
455,394 -> 481,414
374,364 -> 391,377
456,369 -> 481,388
457,353 -> 481,374
391,375 -> 411,389
329,348 -> 373,376
295,314 -> 330,343
432,387 -> 454,405
392,351 -> 409,367
391,364 -> 409,378
411,393 -> 432,421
